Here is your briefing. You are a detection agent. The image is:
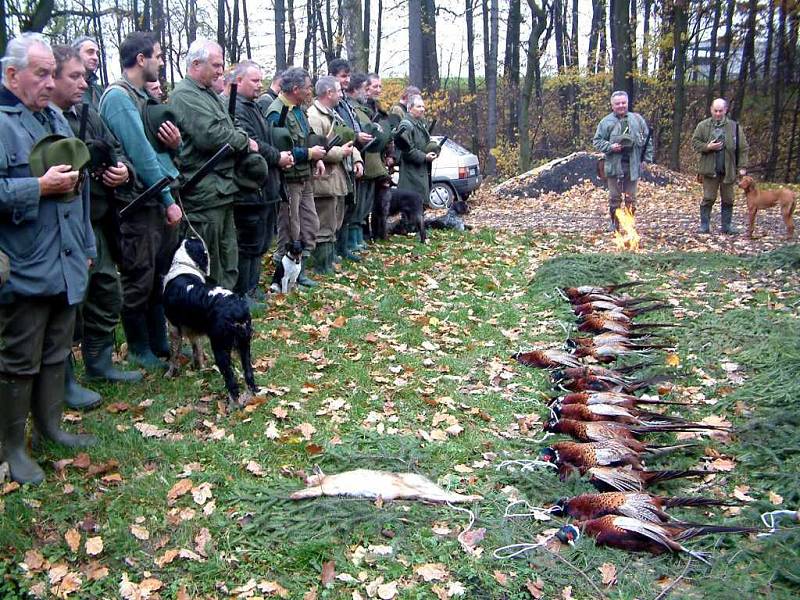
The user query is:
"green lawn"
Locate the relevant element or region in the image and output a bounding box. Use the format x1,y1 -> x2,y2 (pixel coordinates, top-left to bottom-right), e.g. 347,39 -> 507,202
1,231 -> 799,599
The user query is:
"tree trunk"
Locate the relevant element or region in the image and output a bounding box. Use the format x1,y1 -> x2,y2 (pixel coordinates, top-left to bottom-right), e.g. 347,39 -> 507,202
628,0 -> 636,67
421,0 -> 440,91
341,0 -> 365,71
374,0 -> 383,72
165,0 -> 175,86
554,0 -> 565,71
187,0 -> 198,45
766,0 -> 788,180
217,0 -> 226,59
302,0 -> 313,70
611,0 -> 634,104
641,0 -> 651,74
242,0 -> 252,58
718,0 -> 734,97
764,0 -> 776,85
409,0 -> 423,87
669,0 -> 688,170
689,9 -> 702,83
363,0 -> 371,70
504,0 -> 521,142
287,0 -> 297,65
485,0 -> 498,176
25,0 -> 55,32
275,0 -> 287,69
92,0 -> 109,85
732,0 -> 759,121
0,0 -> 7,56
466,0 -> 479,154
705,0 -> 721,107
587,0 -> 602,72
598,0 -> 607,71
230,0 -> 240,63
519,0 -> 547,172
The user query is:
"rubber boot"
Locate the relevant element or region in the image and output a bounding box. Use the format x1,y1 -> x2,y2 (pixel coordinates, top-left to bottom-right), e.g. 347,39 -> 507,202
64,354 -> 102,410
721,203 -> 738,234
699,202 -> 712,234
326,241 -> 337,272
83,333 -> 142,383
250,258 -> 266,301
297,253 -> 317,288
312,242 -> 333,275
32,362 -> 96,448
121,310 -> 166,370
0,376 -> 45,485
355,226 -> 368,251
338,229 -> 360,262
147,303 -> 170,358
234,255 -> 253,296
345,227 -> 362,259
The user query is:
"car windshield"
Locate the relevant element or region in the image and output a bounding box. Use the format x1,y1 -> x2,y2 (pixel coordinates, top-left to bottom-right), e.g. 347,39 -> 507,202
432,136 -> 471,157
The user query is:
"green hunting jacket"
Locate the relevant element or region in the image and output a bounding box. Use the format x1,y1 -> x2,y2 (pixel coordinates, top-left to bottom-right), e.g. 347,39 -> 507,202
265,94 -> 313,182
170,76 -> 250,211
592,111 -> 653,181
397,115 -> 431,201
354,99 -> 390,180
691,116 -> 749,184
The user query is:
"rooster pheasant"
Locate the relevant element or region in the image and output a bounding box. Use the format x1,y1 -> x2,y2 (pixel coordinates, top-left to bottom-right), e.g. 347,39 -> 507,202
586,465 -> 716,492
550,492 -> 738,523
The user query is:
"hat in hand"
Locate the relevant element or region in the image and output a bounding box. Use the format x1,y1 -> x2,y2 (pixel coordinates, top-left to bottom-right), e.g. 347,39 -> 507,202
235,152 -> 269,191
142,102 -> 179,150
29,134 -> 90,201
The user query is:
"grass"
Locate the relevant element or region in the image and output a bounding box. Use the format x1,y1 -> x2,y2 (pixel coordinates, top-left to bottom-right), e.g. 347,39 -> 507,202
1,230 -> 799,599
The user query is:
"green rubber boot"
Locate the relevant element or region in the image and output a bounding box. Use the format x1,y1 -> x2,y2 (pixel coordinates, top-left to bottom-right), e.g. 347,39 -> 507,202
33,362 -> 96,449
64,354 -> 103,410
0,375 -> 45,485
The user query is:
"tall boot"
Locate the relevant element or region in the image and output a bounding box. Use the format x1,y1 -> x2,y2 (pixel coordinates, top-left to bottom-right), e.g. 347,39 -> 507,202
234,255 -> 253,296
64,354 -> 102,410
699,201 -> 712,234
83,332 -> 143,383
249,257 -> 266,301
121,310 -> 165,370
147,303 -> 170,358
312,242 -> 334,275
337,229 -> 360,262
32,362 -> 96,448
297,252 -> 317,288
721,203 -> 738,234
0,376 -> 45,484
355,226 -> 368,250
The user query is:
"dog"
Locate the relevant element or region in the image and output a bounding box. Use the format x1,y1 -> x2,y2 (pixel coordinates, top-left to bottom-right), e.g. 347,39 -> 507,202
738,175 -> 796,239
269,240 -> 303,293
373,186 -> 427,243
162,238 -> 257,407
424,199 -> 472,232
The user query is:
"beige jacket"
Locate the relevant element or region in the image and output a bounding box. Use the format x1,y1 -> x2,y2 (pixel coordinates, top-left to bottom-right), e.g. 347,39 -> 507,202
307,100 -> 362,197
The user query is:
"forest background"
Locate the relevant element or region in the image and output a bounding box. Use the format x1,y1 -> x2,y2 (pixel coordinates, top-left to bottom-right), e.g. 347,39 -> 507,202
2,0 -> 799,183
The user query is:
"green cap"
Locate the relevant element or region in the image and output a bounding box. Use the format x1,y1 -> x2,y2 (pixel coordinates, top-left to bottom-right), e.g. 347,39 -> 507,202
142,102 -> 179,149
235,152 -> 269,191
29,134 -> 90,201
332,123 -> 356,144
425,140 -> 442,155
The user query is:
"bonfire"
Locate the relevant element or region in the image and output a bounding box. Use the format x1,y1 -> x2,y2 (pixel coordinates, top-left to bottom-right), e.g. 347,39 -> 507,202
614,207 -> 640,251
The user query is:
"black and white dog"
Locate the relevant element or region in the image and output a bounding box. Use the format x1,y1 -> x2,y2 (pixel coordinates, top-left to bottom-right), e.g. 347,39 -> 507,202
424,200 -> 472,232
373,186 -> 427,243
269,240 -> 303,293
162,238 -> 257,407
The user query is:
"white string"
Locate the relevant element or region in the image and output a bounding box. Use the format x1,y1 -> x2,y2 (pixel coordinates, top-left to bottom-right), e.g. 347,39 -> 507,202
554,287 -> 570,303
446,501 -> 476,548
503,499 -> 556,520
757,509 -> 799,537
529,432 -> 553,444
493,540 -> 552,559
496,459 -> 558,473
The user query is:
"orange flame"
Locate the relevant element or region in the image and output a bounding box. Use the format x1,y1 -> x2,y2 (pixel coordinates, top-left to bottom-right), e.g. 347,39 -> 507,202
613,207 -> 640,251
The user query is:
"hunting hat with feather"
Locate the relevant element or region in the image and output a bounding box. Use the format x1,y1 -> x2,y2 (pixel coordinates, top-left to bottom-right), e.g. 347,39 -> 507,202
29,134 -> 90,201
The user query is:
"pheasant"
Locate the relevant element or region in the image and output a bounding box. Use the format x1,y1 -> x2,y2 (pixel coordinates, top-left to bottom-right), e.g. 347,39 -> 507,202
557,390 -> 686,408
555,515 -> 758,563
567,293 -> 660,307
572,301 -> 669,319
538,440 -> 646,473
552,402 -> 693,426
586,465 -> 716,492
561,281 -> 646,302
551,364 -> 651,384
543,417 -> 710,452
559,373 -> 668,394
578,314 -> 678,335
568,333 -> 669,349
512,349 -> 583,370
549,492 -> 739,524
569,342 -> 670,363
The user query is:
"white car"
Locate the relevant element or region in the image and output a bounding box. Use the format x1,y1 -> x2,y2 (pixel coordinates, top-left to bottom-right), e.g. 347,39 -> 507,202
428,136 -> 481,209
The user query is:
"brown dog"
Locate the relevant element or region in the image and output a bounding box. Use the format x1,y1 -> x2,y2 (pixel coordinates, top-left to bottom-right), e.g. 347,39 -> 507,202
738,176 -> 797,239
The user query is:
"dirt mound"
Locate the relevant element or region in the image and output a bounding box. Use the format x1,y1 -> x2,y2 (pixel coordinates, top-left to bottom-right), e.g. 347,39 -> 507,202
494,151 -> 687,198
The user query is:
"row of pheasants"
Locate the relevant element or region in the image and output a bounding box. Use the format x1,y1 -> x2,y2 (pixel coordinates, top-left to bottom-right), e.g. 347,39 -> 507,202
512,282 -> 755,564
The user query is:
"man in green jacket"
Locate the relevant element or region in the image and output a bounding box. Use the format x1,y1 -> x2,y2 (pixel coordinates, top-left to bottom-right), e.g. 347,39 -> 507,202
396,94 -> 437,206
71,36 -> 104,109
52,45 -> 143,408
265,67 -> 327,288
592,90 -> 653,231
171,39 -> 256,289
691,98 -> 749,234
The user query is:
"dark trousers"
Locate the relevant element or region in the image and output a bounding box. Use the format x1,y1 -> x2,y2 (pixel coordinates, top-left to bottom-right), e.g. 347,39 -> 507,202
180,205 -> 238,289
234,203 -> 273,295
82,224 -> 122,337
0,295 -> 76,374
119,205 -> 177,314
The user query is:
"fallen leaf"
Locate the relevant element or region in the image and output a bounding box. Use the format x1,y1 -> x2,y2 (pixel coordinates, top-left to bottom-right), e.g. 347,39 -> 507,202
321,560 -> 335,586
561,585 -> 573,600
710,457 -> 736,472
599,562 -> 617,586
297,422 -> 316,440
167,478 -> 193,504
245,460 -> 266,477
51,571 -> 82,597
64,528 -> 81,553
130,524 -> 150,541
155,549 -> 179,567
769,491 -> 784,505
83,561 -> 109,581
414,563 -> 448,582
23,549 -> 46,572
525,577 -> 544,599
733,485 -> 756,502
377,580 -> 398,599
492,571 -> 508,586
48,563 -> 69,585
85,536 -> 103,556
195,527 -> 212,557
191,482 -> 213,505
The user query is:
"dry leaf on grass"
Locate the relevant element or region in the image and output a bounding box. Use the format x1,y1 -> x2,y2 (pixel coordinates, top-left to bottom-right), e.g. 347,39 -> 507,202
167,478 -> 193,504
321,560 -> 335,586
51,571 -> 82,598
525,577 -> 544,599
195,527 -> 212,557
85,536 -> 103,556
599,562 -> 617,586
23,549 -> 46,572
414,563 -> 448,582
769,491 -> 784,505
129,524 -> 150,540
492,571 -> 508,586
64,529 -> 81,553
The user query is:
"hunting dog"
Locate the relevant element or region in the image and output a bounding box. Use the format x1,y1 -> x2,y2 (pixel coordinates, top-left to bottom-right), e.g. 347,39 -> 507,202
373,186 -> 427,243
270,240 -> 304,293
424,199 -> 472,232
162,238 -> 257,407
738,176 -> 797,239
